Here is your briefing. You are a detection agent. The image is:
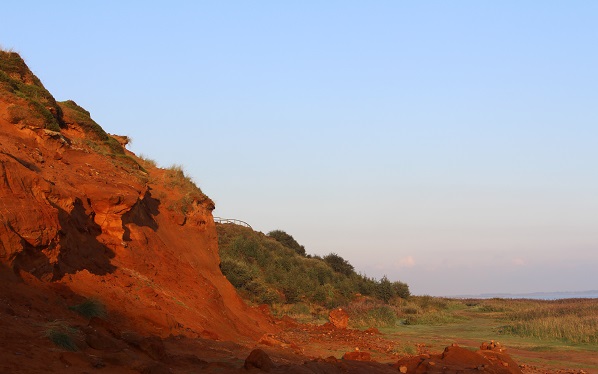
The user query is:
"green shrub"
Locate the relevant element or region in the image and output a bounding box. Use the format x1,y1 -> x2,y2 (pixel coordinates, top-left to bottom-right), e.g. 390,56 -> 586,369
376,275 -> 394,303
392,281 -> 410,299
267,230 -> 306,256
323,253 -> 354,276
290,302 -> 311,315
402,305 -> 422,315
368,306 -> 399,327
69,298 -> 106,319
217,224 -> 411,312
43,321 -> 79,351
220,258 -> 256,288
256,287 -> 281,305
345,298 -> 400,328
357,276 -> 377,296
282,280 -> 302,304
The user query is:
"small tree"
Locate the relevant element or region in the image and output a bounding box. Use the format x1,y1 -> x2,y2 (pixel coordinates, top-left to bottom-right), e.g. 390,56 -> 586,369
267,230 -> 306,256
323,253 -> 354,276
376,275 -> 395,303
392,280 -> 410,299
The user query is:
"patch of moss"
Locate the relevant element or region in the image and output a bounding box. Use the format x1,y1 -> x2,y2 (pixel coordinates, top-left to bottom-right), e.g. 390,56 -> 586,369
59,100 -> 133,159
59,100 -> 109,140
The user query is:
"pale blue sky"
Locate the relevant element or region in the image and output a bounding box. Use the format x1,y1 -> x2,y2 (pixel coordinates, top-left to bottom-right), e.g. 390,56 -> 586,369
2,1 -> 597,295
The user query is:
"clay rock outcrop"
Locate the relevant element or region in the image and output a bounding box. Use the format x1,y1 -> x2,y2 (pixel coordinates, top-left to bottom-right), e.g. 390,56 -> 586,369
395,343 -> 522,374
343,350 -> 372,361
0,50 -> 275,342
481,340 -> 504,351
329,308 -> 349,329
244,349 -> 274,372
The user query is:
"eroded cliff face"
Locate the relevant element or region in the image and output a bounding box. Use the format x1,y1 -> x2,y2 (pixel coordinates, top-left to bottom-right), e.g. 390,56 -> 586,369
0,51 -> 274,342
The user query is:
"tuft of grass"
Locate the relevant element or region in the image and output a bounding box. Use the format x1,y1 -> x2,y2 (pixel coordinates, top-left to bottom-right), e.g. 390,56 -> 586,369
165,165 -> 198,190
43,321 -> 80,351
138,154 -> 158,168
270,302 -> 328,324
68,298 -> 106,319
402,345 -> 417,355
164,164 -> 211,213
345,298 -> 400,328
367,306 -> 399,327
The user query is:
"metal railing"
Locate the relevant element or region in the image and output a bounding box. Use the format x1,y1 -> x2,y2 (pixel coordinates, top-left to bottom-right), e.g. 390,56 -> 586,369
213,217 -> 253,229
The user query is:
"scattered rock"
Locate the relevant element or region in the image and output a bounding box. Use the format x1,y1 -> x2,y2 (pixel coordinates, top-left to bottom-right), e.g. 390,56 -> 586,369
244,349 -> 274,372
342,351 -> 372,361
364,327 -> 381,335
280,315 -> 299,327
256,304 -> 271,315
481,340 -> 504,351
258,334 -> 282,347
395,343 -> 523,374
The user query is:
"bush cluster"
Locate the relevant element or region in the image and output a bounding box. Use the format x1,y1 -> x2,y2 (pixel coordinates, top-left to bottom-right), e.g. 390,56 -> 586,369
217,224 -> 410,310
267,230 -> 306,256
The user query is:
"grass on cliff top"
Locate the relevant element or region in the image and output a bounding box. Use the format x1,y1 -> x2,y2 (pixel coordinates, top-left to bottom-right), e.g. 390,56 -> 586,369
59,100 -> 109,140
58,100 -> 132,159
162,164 -> 212,214
0,50 -> 62,131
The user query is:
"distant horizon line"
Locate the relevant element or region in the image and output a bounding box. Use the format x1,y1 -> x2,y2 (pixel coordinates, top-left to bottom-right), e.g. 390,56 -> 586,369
445,289 -> 598,300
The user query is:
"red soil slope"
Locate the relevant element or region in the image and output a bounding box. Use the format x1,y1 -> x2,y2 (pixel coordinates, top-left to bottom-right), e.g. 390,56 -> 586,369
0,51 -> 274,344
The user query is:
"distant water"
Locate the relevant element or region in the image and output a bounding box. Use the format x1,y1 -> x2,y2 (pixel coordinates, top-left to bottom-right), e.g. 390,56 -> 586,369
451,290 -> 598,300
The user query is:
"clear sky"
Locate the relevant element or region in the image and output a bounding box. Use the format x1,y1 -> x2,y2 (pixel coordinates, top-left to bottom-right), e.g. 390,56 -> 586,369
2,1 -> 597,296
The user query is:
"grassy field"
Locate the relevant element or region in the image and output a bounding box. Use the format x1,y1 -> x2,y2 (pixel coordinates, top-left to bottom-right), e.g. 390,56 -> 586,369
378,297 -> 598,371
276,296 -> 598,370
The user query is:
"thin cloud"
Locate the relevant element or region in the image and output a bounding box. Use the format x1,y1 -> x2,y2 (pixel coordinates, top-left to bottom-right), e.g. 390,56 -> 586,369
397,256 -> 416,268
512,258 -> 525,266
